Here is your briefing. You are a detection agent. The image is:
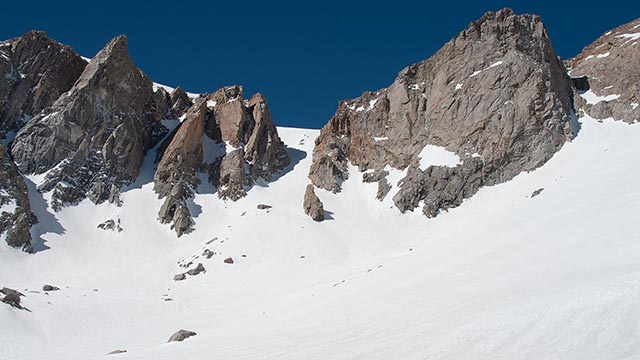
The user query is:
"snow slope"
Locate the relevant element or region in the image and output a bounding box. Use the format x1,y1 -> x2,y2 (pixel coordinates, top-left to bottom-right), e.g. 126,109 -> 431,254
1,113 -> 640,359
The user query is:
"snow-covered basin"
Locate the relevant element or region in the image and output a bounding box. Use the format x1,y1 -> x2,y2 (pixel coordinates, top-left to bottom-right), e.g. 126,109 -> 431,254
0,114 -> 640,359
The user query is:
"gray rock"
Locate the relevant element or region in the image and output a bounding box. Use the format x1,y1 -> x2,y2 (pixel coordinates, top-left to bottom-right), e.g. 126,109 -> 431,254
0,144 -> 35,252
0,30 -> 86,139
202,249 -> 214,259
11,35 -> 168,210
173,273 -> 186,281
257,204 -> 272,210
531,188 -> 544,198
309,8 -> 574,218
97,218 -> 122,232
362,169 -> 391,200
186,263 -> 205,276
224,257 -> 234,264
107,349 -> 127,355
1,287 -> 23,308
212,148 -> 248,201
167,329 -> 197,342
568,17 -> 640,122
42,284 -> 60,292
303,184 -> 324,221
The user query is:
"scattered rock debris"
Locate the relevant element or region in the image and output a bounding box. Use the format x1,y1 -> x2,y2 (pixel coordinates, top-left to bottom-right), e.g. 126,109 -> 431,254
97,218 -> 123,232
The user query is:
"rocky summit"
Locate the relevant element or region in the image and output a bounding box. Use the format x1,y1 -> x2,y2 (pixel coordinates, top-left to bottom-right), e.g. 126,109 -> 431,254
155,85 -> 290,236
568,18 -> 640,123
308,8 -> 576,217
10,35 -> 174,210
0,31 -> 86,140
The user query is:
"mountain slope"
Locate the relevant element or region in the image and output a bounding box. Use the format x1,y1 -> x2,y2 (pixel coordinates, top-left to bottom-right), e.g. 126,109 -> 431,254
1,9 -> 640,360
0,114 -> 639,359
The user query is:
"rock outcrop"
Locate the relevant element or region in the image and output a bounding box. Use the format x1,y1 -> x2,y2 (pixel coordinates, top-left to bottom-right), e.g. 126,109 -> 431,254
0,144 -> 35,252
0,31 -> 86,139
568,17 -> 640,122
155,99 -> 207,236
309,8 -> 575,217
303,184 -> 324,221
155,85 -> 290,236
11,35 -> 170,209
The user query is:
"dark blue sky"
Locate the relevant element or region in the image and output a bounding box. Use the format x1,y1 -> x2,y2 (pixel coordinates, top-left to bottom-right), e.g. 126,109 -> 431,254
1,1 -> 637,128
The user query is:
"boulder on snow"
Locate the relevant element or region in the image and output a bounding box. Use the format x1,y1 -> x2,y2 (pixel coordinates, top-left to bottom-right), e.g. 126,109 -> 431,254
257,204 -> 272,210
173,273 -> 186,281
224,257 -> 234,264
303,184 -> 324,221
42,284 -> 60,292
107,349 -> 127,355
1,287 -> 24,309
186,263 -> 205,276
167,329 -> 197,342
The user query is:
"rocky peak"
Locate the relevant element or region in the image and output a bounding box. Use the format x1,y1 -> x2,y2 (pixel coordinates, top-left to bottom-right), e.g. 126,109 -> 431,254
154,86 -> 289,236
10,34 -> 169,209
169,87 -> 191,117
0,30 -> 86,139
568,17 -> 640,122
309,8 -> 575,217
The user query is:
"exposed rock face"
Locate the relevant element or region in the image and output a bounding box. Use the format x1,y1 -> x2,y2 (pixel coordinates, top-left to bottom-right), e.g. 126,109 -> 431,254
0,144 -> 35,252
212,148 -> 248,201
155,99 -> 207,236
0,31 -> 86,139
155,85 -> 290,236
11,35 -> 168,210
393,158 -> 484,217
568,18 -> 640,122
169,87 -> 191,117
309,8 -> 575,216
303,184 -> 324,221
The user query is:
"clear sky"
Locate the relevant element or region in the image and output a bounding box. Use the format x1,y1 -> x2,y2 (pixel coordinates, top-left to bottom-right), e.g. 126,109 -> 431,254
1,0 -> 637,129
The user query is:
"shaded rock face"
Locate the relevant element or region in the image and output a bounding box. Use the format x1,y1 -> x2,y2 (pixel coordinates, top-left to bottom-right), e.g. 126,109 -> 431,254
11,35 -> 169,210
568,18 -> 640,122
0,144 -> 35,252
309,8 -> 575,216
155,100 -> 206,236
303,184 -> 324,221
0,31 -> 87,139
155,85 -> 289,236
